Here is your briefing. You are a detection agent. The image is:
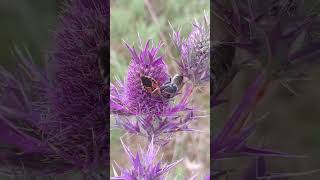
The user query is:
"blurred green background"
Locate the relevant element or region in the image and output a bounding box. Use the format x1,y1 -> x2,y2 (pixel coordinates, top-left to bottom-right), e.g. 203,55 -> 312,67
110,0 -> 210,179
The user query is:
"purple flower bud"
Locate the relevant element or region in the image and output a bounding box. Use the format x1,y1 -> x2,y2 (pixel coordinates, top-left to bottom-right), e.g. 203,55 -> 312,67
172,12 -> 210,86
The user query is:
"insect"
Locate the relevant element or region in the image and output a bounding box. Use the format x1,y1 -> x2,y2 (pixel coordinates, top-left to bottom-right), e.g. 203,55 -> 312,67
98,42 -> 108,84
160,74 -> 184,99
141,74 -> 184,99
140,75 -> 161,95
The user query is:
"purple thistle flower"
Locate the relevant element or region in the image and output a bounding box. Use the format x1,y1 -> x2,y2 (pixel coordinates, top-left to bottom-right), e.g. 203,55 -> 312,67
0,0 -> 109,175
111,40 -> 198,142
111,40 -> 170,116
111,137 -> 183,180
172,12 -> 210,86
45,0 -> 109,171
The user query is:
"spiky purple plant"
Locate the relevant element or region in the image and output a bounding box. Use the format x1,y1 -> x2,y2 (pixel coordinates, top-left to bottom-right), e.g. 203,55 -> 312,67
111,40 -> 171,116
212,0 -> 320,179
111,40 -> 199,143
0,0 -> 109,176
111,137 -> 183,180
44,0 -> 109,170
172,13 -> 210,86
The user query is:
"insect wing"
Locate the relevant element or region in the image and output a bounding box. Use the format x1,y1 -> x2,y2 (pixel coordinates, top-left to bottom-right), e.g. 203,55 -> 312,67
141,76 -> 153,88
141,76 -> 160,95
172,74 -> 184,90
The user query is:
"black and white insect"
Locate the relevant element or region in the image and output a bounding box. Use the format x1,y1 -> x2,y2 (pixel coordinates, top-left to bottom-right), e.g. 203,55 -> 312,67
140,74 -> 184,99
160,74 -> 184,99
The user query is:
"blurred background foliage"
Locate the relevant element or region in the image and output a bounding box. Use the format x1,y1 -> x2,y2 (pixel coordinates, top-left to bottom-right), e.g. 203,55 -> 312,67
110,0 -> 210,179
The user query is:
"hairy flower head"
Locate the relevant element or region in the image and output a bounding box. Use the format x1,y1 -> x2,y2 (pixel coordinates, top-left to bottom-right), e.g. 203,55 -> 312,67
126,40 -> 170,115
111,40 -> 171,116
45,0 -> 109,170
111,40 -> 199,142
0,0 -> 109,175
172,12 -> 210,86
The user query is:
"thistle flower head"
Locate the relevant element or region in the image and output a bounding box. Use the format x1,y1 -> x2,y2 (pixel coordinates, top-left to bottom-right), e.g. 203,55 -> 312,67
111,40 -> 172,116
111,137 -> 183,180
111,40 -> 199,143
45,0 -> 109,170
0,0 -> 109,175
172,12 -> 210,86
127,40 -> 170,115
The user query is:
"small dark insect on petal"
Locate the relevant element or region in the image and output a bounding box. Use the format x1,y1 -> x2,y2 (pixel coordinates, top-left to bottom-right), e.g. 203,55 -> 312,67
98,42 -> 108,83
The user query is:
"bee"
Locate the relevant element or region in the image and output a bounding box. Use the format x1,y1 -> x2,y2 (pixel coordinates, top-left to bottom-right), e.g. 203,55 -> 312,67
160,74 -> 184,99
140,75 -> 161,95
98,42 -> 108,84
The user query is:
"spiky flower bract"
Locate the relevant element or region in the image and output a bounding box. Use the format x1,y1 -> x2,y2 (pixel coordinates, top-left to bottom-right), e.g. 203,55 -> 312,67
0,0 -> 109,175
111,137 -> 183,180
172,12 -> 210,86
114,104 -> 198,144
